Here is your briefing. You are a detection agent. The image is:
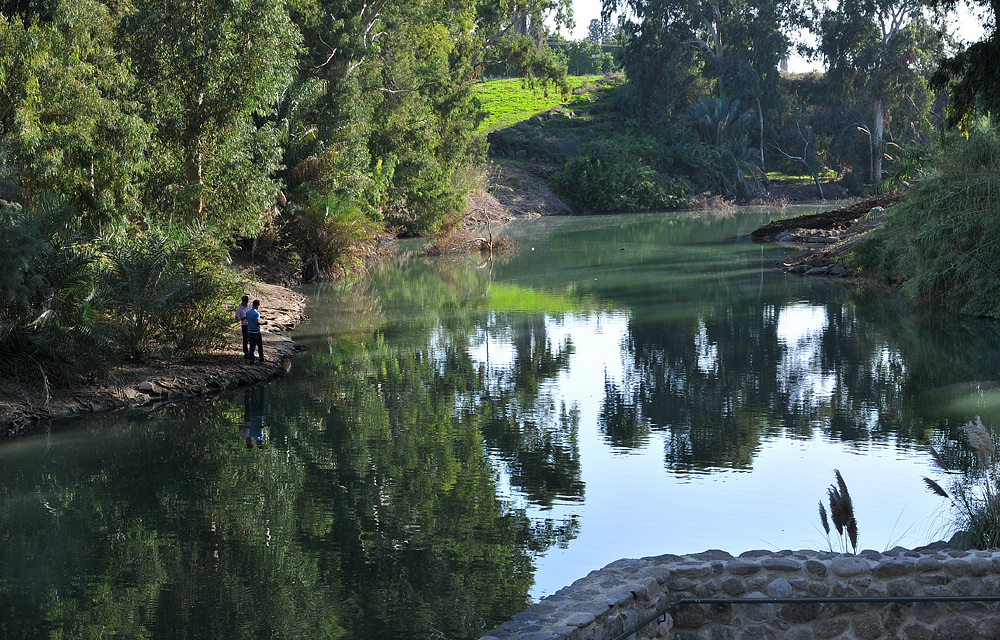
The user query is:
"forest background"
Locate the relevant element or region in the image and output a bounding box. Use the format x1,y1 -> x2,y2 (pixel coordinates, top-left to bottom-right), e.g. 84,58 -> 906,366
1,0 -> 999,388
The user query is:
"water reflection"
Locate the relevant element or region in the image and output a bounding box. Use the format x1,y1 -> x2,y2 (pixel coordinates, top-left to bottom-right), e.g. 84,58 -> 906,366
240,386 -> 268,449
5,208 -> 1000,638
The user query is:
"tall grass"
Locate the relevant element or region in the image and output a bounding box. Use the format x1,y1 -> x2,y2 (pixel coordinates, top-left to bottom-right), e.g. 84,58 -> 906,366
924,417 -> 1000,549
850,117 -> 1000,317
818,469 -> 860,554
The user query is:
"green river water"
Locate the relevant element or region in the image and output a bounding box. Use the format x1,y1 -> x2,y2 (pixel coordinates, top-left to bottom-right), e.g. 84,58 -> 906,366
3,207 -> 1000,639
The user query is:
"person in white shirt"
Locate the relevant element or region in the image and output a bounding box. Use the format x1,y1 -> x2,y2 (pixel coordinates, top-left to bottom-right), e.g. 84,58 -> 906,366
235,295 -> 251,359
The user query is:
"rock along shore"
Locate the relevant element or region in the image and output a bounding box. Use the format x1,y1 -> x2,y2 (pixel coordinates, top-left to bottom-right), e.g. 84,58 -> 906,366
0,281 -> 307,438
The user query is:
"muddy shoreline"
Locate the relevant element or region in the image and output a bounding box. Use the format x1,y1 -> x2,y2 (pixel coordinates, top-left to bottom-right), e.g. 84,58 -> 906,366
0,282 -> 307,439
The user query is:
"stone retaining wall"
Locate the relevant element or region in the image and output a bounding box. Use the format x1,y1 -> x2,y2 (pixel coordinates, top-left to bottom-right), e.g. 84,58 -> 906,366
481,546 -> 1000,640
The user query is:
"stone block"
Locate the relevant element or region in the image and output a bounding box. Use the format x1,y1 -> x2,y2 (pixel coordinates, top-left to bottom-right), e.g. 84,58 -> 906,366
830,556 -> 871,577
564,612 -> 596,628
933,616 -> 975,640
711,627 -> 734,640
852,611 -> 882,640
766,578 -> 792,598
785,627 -> 814,640
877,560 -> 915,579
675,564 -> 714,578
777,602 -> 822,624
673,632 -> 708,640
694,580 -> 720,597
673,604 -> 709,629
739,600 -> 774,624
814,617 -> 849,638
887,578 -> 917,597
970,556 -> 991,577
915,600 -> 942,624
736,624 -> 776,640
916,558 -> 943,572
882,606 -> 905,636
722,577 -> 746,596
950,577 -> 975,596
943,560 -> 972,577
728,562 -> 762,576
805,560 -> 828,578
760,557 -> 803,572
902,622 -> 933,640
975,615 -> 1000,638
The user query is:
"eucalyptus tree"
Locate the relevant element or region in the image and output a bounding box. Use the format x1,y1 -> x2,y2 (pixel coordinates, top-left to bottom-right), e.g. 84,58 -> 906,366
286,0 -> 573,234
604,0 -> 803,100
604,0 -> 804,183
0,0 -> 149,229
817,0 -> 947,183
120,0 -> 300,235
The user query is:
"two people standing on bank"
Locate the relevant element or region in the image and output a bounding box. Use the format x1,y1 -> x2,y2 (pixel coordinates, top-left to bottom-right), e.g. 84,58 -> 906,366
235,295 -> 266,363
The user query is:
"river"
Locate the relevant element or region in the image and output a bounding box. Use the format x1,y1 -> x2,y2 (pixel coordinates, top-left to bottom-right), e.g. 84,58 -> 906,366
2,206 -> 999,639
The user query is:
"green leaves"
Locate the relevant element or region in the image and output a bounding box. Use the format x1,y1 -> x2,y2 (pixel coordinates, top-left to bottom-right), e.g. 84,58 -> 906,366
98,225 -> 241,359
122,0 -> 301,234
2,1 -> 150,230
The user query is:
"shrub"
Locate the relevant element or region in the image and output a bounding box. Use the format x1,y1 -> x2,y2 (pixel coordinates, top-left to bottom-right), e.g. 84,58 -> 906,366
0,192 -> 104,386
924,417 -> 1000,549
287,189 -> 381,280
98,224 -> 240,359
849,118 -> 1000,317
550,133 -> 700,212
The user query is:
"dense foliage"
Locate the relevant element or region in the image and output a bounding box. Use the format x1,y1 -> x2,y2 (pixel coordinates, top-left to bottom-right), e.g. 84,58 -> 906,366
850,119 -> 1000,317
574,0 -> 967,203
551,131 -> 700,212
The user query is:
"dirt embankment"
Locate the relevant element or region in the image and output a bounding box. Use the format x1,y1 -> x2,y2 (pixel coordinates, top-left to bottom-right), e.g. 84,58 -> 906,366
0,281 -> 307,438
751,193 -> 902,276
462,160 -> 572,228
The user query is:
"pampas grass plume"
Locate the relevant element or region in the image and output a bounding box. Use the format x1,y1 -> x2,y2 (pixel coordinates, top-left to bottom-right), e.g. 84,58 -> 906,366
962,416 -> 994,468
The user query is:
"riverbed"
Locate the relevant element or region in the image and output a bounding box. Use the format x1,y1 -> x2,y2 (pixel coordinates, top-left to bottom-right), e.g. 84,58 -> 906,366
2,206 -> 998,639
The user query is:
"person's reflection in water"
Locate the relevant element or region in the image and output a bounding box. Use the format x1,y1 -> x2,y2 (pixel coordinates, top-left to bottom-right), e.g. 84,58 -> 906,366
241,386 -> 268,450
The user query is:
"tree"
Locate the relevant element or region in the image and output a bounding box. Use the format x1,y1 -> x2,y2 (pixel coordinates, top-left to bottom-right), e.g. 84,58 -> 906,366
287,0 -> 573,235
0,0 -> 149,229
930,0 -> 1000,125
587,17 -> 617,43
818,0 -> 947,183
604,0 -> 803,178
121,0 -> 301,234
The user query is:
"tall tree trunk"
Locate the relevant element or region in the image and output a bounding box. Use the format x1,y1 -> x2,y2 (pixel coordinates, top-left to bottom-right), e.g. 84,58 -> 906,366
756,97 -> 765,173
185,92 -> 205,217
871,97 -> 886,183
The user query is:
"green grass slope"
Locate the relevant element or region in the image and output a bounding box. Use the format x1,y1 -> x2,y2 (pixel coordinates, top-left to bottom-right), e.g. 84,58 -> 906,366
474,76 -> 603,132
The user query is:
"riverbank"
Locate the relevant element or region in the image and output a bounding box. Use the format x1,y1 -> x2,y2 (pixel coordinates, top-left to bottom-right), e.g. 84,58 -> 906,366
751,193 -> 902,278
0,281 -> 307,438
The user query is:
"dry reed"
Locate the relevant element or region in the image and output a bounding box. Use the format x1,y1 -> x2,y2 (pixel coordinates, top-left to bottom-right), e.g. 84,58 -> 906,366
819,469 -> 859,554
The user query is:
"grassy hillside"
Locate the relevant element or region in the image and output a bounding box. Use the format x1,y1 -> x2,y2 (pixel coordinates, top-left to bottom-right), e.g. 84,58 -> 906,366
474,75 -> 604,132
482,74 -> 624,166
